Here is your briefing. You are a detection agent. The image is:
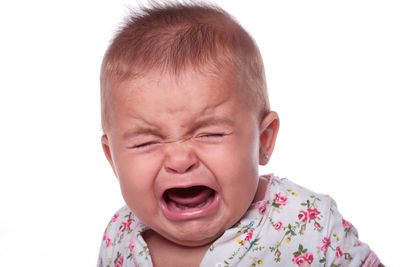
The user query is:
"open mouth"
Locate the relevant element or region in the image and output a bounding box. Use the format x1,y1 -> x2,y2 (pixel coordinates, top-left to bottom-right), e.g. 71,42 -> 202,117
164,186 -> 214,210
161,185 -> 219,220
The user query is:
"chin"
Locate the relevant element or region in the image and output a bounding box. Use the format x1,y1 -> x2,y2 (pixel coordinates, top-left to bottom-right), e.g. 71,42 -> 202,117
161,219 -> 228,246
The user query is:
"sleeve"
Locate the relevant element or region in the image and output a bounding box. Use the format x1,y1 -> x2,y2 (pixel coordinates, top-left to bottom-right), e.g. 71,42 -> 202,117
97,206 -> 129,267
321,198 -> 381,267
97,212 -> 119,267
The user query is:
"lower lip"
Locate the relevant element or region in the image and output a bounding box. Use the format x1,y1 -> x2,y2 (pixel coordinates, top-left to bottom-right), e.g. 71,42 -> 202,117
160,192 -> 220,221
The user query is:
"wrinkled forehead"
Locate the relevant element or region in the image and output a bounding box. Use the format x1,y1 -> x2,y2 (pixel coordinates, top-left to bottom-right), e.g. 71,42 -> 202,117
110,64 -> 247,103
110,67 -> 254,122
102,63 -> 264,135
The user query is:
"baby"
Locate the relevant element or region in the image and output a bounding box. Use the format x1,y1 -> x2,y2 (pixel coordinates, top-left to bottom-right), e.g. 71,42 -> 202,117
98,2 -> 381,267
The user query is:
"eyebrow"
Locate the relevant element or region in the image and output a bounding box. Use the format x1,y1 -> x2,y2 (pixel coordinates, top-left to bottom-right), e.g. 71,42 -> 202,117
122,127 -> 161,140
122,118 -> 235,140
191,118 -> 235,130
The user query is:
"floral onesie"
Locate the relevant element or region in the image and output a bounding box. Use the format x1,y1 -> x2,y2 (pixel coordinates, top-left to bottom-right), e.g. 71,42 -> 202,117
98,175 -> 381,266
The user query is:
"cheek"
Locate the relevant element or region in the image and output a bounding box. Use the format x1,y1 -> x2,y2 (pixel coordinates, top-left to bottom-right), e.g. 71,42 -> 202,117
113,152 -> 163,203
229,133 -> 260,188
201,132 -> 260,191
229,128 -> 260,171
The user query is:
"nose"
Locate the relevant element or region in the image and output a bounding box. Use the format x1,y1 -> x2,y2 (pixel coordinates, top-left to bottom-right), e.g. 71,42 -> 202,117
163,142 -> 199,174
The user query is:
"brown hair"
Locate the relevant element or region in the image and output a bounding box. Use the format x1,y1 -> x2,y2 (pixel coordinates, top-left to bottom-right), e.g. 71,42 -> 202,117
100,1 -> 269,132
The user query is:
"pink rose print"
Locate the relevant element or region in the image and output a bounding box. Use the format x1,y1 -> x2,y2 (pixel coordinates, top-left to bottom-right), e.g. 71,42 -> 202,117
298,210 -> 308,223
292,254 -> 306,267
303,252 -> 314,264
342,218 -> 352,229
274,221 -> 283,231
314,222 -> 321,229
321,237 -> 331,253
336,246 -> 344,258
274,193 -> 288,206
258,205 -> 266,215
115,255 -> 124,267
106,237 -> 111,248
119,218 -> 133,232
292,244 -> 313,266
307,208 -> 320,220
244,230 -> 254,242
102,230 -> 107,241
111,213 -> 119,222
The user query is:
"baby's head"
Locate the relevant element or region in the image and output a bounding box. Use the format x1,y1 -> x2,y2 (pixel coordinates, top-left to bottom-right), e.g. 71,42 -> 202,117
100,2 -> 279,247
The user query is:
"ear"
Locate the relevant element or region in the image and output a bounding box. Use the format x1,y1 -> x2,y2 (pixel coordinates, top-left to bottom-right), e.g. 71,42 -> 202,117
259,111 -> 280,165
101,134 -> 118,177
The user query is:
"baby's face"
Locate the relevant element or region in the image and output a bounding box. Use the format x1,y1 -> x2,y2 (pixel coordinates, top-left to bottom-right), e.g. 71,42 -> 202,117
102,69 -> 271,246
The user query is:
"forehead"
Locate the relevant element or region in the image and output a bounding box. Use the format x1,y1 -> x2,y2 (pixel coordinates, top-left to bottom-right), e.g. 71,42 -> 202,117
109,69 -> 252,130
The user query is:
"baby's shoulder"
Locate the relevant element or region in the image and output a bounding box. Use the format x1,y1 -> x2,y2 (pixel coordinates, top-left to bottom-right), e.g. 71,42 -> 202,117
264,176 -> 379,266
267,176 -> 334,210
266,176 -> 340,238
102,205 -> 141,241
98,206 -> 140,266
266,176 -> 348,237
104,205 -> 135,229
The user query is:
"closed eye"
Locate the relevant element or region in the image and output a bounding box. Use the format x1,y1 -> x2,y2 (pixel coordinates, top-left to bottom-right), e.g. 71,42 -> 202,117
197,133 -> 226,140
199,133 -> 224,137
131,141 -> 160,149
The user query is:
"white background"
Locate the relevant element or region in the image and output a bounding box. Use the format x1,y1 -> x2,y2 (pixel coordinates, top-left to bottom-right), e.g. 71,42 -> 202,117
0,0 -> 399,266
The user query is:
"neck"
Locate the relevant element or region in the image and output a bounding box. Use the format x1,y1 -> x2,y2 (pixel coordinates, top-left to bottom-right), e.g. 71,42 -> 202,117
253,175 -> 270,203
143,229 -> 211,267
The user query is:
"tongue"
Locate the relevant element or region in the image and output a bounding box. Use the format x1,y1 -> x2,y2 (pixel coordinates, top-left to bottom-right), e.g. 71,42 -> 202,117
165,186 -> 213,207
